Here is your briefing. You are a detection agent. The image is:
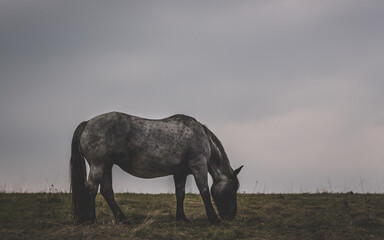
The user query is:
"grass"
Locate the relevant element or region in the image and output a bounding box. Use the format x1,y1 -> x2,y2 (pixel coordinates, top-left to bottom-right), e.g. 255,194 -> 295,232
1,193 -> 384,239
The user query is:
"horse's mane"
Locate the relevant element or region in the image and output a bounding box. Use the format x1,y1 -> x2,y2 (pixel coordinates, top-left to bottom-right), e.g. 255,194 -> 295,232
201,124 -> 233,176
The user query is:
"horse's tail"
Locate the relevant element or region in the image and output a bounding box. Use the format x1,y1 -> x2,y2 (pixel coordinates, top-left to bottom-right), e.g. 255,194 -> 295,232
69,121 -> 91,224
201,124 -> 232,174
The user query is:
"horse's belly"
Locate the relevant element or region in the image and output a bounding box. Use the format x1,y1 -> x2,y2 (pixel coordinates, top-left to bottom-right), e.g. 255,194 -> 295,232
120,167 -> 171,179
116,155 -> 187,179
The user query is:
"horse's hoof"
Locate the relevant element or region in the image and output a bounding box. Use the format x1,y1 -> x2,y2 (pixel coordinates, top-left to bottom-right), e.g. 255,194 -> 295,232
116,219 -> 130,225
209,218 -> 222,225
176,216 -> 190,223
76,220 -> 95,226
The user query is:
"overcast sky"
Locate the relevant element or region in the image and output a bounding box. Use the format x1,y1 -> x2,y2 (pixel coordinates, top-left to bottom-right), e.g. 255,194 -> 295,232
1,0 -> 384,193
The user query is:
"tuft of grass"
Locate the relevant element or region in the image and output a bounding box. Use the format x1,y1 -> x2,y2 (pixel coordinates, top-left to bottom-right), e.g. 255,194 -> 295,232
1,193 -> 384,239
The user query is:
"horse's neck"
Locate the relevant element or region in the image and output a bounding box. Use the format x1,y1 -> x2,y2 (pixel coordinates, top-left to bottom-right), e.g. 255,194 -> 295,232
208,158 -> 232,182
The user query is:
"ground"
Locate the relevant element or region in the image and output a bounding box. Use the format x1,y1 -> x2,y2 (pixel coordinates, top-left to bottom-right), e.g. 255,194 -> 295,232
1,193 -> 384,239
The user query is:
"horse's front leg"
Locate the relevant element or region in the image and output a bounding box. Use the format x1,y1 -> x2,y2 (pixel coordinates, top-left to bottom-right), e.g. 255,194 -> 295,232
189,158 -> 221,225
173,174 -> 189,222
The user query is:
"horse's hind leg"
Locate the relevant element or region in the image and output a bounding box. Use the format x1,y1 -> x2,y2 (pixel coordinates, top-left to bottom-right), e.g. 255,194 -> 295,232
173,174 -> 189,222
100,165 -> 128,224
87,165 -> 104,223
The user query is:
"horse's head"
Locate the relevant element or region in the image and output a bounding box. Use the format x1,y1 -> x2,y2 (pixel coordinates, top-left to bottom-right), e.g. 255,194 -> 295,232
211,165 -> 243,220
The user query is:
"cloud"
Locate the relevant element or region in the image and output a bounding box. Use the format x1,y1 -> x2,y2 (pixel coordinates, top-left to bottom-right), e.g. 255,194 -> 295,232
215,74 -> 384,192
0,0 -> 384,192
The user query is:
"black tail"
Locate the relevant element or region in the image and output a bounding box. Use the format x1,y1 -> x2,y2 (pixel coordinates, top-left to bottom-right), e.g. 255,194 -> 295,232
70,121 -> 91,224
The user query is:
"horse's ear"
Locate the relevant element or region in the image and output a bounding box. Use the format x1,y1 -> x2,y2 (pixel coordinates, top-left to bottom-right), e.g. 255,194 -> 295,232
233,165 -> 243,176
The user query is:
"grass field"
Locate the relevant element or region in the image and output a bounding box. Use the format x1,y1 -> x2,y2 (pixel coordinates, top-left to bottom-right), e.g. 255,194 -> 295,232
1,192 -> 384,239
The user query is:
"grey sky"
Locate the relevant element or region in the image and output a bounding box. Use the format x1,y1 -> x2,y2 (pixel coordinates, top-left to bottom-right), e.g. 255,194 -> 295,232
1,1 -> 384,193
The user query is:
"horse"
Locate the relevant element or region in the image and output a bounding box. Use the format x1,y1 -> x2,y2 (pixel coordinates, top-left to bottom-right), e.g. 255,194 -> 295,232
70,112 -> 243,225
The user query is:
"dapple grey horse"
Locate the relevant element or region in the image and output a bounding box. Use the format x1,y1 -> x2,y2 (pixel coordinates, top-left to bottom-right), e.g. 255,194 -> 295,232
70,112 -> 243,224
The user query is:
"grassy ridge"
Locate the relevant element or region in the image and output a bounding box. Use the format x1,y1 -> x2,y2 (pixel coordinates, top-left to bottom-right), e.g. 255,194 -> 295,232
1,193 -> 384,239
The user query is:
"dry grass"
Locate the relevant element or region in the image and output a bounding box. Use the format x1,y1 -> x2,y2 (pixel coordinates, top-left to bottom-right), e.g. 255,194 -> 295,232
1,193 -> 384,239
